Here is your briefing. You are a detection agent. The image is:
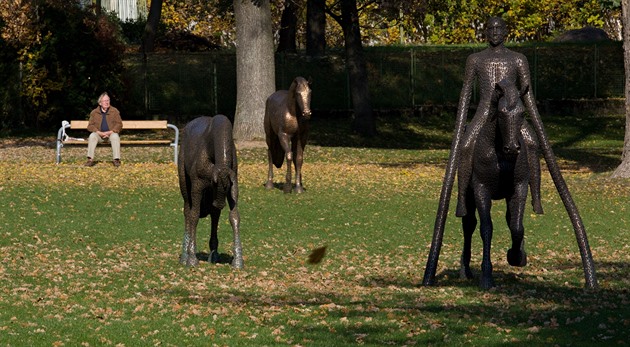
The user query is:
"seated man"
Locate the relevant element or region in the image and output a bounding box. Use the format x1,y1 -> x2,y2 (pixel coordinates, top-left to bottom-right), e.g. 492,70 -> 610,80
85,92 -> 123,167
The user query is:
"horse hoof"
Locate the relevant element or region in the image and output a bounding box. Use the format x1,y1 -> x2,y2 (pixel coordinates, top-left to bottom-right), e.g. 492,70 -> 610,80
180,253 -> 199,267
507,249 -> 527,267
532,201 -> 544,214
460,267 -> 474,279
283,184 -> 292,194
421,276 -> 437,286
480,277 -> 495,290
232,258 -> 244,269
264,181 -> 274,190
209,250 -> 219,264
293,186 -> 305,194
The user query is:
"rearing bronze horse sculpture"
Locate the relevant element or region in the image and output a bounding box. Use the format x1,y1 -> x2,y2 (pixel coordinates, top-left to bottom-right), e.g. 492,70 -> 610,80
264,76 -> 312,193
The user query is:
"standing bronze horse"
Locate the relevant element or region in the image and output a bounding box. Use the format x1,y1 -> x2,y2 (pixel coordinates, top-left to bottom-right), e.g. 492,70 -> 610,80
264,76 -> 312,193
459,79 -> 532,289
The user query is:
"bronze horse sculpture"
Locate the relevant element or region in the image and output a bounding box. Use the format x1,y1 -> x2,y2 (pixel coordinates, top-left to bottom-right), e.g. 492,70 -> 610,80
424,78 -> 597,288
423,80 -> 599,288
459,79 -> 534,289
423,16 -> 597,290
264,76 -> 312,193
178,115 -> 243,269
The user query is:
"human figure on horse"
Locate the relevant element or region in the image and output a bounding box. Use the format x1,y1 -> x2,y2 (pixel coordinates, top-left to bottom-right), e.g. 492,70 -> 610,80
455,16 -> 544,217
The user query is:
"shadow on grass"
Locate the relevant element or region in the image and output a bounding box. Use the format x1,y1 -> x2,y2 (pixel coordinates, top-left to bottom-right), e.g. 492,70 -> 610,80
308,110 -> 623,173
161,257 -> 629,345
300,261 -> 628,345
195,251 -> 234,265
309,110 -> 455,150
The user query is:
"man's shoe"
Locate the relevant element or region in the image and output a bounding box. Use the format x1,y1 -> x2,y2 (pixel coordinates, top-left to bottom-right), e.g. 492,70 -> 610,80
113,159 -> 121,167
85,158 -> 95,167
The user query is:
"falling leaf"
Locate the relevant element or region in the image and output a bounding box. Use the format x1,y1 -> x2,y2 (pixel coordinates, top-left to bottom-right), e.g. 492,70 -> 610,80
307,246 -> 327,264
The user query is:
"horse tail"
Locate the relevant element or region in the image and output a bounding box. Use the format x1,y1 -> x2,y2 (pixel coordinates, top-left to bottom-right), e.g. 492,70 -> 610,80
269,134 -> 285,168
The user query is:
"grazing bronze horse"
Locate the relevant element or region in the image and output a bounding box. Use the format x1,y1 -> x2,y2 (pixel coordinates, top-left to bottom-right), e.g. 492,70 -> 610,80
264,76 -> 312,193
178,115 -> 243,269
459,80 -> 532,289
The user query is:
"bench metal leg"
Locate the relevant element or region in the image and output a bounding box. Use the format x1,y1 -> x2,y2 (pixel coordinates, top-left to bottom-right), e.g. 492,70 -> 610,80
168,123 -> 180,165
55,125 -> 68,164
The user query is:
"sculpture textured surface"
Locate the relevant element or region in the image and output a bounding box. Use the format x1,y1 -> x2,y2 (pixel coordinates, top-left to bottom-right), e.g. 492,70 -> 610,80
459,79 -> 533,289
178,115 -> 243,269
264,76 -> 312,193
422,17 -> 597,289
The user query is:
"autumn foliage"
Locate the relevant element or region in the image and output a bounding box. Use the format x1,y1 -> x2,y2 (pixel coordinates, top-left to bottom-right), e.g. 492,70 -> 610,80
0,0 -> 126,130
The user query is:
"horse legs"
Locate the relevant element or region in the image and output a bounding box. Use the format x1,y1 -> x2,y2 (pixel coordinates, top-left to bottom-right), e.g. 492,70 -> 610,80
293,137 -> 305,193
180,189 -> 201,267
265,148 -> 275,190
228,203 -> 244,269
475,189 -> 495,289
277,133 -> 293,193
506,186 -> 528,267
460,189 -> 476,279
209,207 -> 221,264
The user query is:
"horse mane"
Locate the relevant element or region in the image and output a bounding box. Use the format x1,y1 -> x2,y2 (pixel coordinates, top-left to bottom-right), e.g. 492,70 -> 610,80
287,78 -> 299,117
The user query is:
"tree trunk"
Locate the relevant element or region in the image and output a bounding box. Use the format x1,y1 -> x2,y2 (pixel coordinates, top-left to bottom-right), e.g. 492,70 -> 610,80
340,0 -> 375,136
141,0 -> 163,54
306,0 -> 326,58
613,0 -> 630,178
277,0 -> 298,53
233,0 -> 276,141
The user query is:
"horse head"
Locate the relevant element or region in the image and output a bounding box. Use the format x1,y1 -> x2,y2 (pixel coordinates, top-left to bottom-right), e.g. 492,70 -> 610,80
495,79 -> 526,156
212,164 -> 234,209
294,77 -> 312,119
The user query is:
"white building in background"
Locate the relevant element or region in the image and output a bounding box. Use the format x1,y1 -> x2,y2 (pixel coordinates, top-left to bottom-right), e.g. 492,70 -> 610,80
81,0 -> 148,22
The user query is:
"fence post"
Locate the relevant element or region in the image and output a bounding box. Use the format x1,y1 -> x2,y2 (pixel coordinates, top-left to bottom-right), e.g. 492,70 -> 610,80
410,49 -> 415,109
594,44 -> 598,98
143,54 -> 148,118
533,45 -> 538,99
213,61 -> 218,115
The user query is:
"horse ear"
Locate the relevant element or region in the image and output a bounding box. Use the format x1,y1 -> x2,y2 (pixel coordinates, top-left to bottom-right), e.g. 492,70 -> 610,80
307,76 -> 313,85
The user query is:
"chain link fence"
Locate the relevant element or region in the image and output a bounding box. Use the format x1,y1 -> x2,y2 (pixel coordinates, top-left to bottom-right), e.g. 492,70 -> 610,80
122,42 -> 623,119
1,42 -> 623,129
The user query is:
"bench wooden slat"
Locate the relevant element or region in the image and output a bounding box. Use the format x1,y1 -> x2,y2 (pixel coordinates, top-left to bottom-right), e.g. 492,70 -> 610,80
57,119 -> 179,164
70,120 -> 168,130
120,140 -> 172,145
62,139 -> 172,145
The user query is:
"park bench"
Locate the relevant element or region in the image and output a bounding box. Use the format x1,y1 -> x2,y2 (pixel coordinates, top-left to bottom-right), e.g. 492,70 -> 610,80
56,120 -> 179,164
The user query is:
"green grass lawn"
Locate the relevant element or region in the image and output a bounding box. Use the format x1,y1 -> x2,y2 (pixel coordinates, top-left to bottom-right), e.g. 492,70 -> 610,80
0,111 -> 628,346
